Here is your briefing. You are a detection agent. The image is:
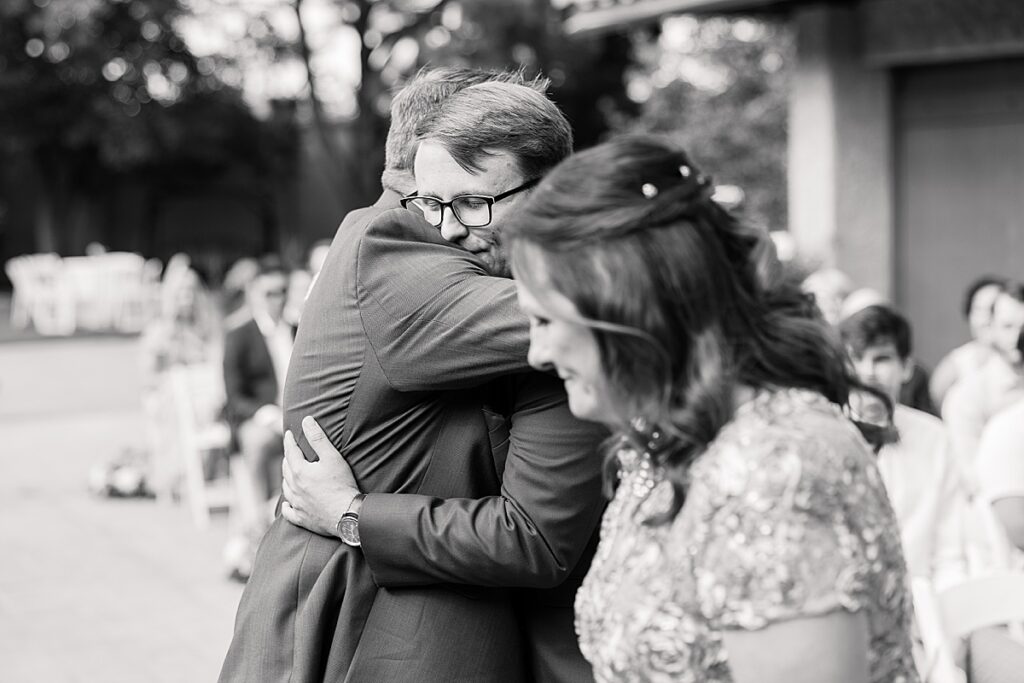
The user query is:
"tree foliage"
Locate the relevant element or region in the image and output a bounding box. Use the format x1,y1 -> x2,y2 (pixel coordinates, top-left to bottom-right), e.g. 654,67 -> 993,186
0,0 -> 297,253
282,0 -> 634,207
613,16 -> 791,232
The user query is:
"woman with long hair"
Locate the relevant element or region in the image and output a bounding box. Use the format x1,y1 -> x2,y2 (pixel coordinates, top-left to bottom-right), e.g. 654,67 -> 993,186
504,136 -> 917,683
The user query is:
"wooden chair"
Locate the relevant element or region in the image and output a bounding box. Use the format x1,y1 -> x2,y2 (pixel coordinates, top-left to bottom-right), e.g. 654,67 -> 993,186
163,363 -> 234,529
914,573 -> 1024,683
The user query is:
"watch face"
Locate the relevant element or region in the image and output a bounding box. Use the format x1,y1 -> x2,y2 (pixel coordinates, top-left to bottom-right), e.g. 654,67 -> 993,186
339,515 -> 360,546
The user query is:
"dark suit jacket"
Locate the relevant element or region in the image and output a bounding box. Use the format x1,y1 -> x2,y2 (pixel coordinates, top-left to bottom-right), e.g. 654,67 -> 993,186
219,191 -> 605,683
222,317 -> 281,431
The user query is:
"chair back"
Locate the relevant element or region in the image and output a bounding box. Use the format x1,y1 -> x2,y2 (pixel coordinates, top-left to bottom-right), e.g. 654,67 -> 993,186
937,573 -> 1024,645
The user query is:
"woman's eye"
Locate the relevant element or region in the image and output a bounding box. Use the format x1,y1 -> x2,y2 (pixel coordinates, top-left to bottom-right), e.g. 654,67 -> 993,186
530,315 -> 550,328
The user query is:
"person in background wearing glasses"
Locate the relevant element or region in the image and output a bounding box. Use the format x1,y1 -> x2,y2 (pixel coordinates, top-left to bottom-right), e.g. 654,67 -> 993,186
221,254 -> 295,580
222,72 -> 605,683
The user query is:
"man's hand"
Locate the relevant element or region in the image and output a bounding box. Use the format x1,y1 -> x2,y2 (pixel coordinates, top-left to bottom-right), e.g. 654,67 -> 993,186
280,416 -> 362,538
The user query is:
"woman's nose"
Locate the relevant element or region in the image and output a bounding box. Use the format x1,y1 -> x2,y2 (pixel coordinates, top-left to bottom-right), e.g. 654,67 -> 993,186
527,337 -> 553,372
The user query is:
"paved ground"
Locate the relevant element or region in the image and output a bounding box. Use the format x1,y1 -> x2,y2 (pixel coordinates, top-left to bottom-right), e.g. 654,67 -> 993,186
0,336 -> 244,683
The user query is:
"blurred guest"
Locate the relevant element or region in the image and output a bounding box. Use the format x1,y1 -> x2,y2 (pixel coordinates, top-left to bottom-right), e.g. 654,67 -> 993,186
930,276 -> 1007,409
976,396 -> 1024,560
839,287 -> 887,321
221,256 -> 259,328
802,266 -> 853,326
506,136 -> 916,683
841,305 -> 968,588
137,265 -> 220,497
943,284 -> 1024,485
222,255 -> 294,579
140,266 -> 219,386
838,288 -> 937,416
283,267 -> 311,327
307,238 -> 332,280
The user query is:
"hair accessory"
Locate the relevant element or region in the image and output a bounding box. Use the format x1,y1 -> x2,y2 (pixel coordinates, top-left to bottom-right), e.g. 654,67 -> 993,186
641,183 -> 659,199
679,165 -> 691,178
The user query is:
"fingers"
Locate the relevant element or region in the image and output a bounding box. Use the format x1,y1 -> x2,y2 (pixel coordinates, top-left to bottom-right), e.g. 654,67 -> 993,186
302,416 -> 340,462
281,468 -> 294,505
283,430 -> 302,470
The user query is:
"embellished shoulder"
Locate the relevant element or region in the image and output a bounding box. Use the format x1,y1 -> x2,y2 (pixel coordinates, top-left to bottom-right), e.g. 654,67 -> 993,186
681,390 -> 906,631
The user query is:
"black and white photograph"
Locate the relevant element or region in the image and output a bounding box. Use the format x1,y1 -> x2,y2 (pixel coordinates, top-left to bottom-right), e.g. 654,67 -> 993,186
1,1 -> 1023,681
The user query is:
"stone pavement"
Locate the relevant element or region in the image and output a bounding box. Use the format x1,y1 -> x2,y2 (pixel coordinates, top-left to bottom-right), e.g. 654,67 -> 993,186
0,337 -> 244,683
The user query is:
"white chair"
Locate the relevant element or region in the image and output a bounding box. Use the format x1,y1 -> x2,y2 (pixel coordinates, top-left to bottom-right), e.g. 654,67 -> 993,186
5,255 -> 31,329
914,573 -> 1024,683
23,253 -> 75,335
104,252 -> 152,333
163,363 -> 234,529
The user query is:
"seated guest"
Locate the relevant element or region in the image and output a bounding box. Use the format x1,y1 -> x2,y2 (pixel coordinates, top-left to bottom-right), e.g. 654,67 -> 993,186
840,289 -> 937,417
222,255 -> 294,579
943,284 -> 1024,487
140,265 -> 219,387
283,267 -> 311,327
139,265 -> 221,496
840,305 -> 969,588
930,276 -> 1007,410
977,399 -> 1024,561
802,267 -> 853,326
221,256 -> 259,328
505,135 -> 917,682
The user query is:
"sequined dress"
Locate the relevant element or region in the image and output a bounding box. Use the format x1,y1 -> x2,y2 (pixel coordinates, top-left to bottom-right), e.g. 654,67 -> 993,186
575,389 -> 919,682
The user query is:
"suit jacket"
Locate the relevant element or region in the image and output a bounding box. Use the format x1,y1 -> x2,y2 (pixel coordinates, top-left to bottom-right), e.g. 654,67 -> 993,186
220,191 -> 604,683
222,317 -> 282,431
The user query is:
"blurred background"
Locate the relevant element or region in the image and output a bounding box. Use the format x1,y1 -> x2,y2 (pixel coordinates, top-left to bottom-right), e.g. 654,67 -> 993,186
1,0 -> 1022,680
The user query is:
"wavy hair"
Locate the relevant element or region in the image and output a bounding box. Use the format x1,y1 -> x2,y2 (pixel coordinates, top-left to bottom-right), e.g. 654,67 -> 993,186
504,135 -> 891,521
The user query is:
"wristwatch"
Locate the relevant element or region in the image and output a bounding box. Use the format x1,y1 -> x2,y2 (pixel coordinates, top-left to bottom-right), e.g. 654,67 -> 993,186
337,493 -> 366,547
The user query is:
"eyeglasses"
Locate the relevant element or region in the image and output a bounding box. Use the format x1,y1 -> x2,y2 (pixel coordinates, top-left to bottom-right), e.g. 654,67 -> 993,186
400,178 -> 539,229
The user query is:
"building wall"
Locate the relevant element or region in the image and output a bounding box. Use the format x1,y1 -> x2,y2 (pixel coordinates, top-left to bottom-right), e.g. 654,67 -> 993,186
789,0 -> 1024,366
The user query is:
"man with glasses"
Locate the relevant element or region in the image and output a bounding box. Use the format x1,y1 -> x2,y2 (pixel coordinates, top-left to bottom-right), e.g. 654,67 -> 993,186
222,74 -> 604,683
221,255 -> 294,577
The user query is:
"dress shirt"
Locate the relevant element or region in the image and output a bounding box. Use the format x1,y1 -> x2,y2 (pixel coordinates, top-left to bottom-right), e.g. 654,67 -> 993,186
942,353 -> 1024,489
976,400 -> 1024,570
253,311 -> 293,407
877,406 -> 969,589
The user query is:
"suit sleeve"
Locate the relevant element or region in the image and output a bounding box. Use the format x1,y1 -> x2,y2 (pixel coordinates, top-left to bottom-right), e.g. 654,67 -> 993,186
356,208 -> 531,392
222,327 -> 262,424
358,374 -> 606,588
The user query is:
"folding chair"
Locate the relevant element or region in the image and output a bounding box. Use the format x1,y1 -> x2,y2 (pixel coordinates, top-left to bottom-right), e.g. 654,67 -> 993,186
914,573 -> 1024,683
164,363 -> 234,529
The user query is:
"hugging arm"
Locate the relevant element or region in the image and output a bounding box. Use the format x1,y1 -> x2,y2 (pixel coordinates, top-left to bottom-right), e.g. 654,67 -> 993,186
356,208 -> 530,392
358,374 -> 606,589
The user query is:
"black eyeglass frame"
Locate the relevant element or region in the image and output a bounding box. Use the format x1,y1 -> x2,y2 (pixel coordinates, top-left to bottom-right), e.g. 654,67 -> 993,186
400,177 -> 540,228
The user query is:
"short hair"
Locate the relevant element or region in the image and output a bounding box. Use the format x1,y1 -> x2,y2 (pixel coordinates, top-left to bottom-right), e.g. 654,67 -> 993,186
383,67 -> 548,184
963,275 -> 1007,319
839,305 -> 912,360
415,80 -> 573,182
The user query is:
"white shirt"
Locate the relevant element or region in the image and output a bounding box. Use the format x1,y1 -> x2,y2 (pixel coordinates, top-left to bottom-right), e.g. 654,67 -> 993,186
253,311 -> 293,407
942,353 -> 1024,490
977,399 -> 1024,570
877,406 -> 969,588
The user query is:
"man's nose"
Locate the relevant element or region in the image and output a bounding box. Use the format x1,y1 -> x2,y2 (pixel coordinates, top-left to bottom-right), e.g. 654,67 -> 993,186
439,209 -> 469,243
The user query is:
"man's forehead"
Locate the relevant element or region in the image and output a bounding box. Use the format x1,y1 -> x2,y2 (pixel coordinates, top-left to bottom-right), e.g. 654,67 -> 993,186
413,141 -> 520,196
